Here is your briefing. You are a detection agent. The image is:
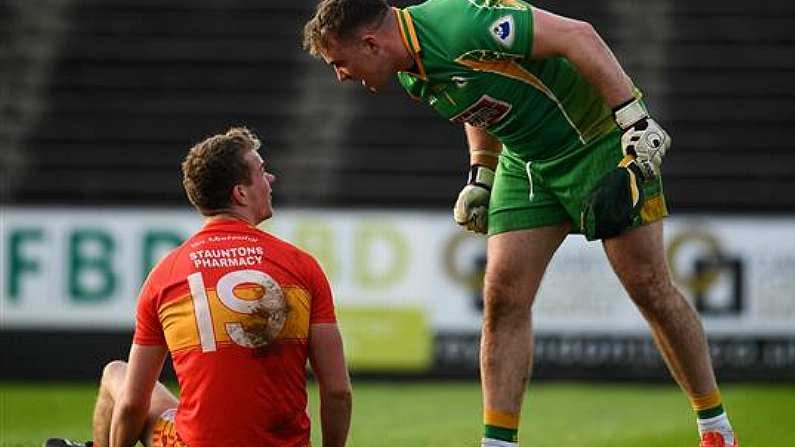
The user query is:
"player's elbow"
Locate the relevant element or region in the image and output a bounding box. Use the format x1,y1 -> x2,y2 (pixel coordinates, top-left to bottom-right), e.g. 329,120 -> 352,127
115,398 -> 150,421
116,389 -> 151,418
322,385 -> 352,406
568,19 -> 599,47
557,19 -> 607,64
543,18 -> 601,60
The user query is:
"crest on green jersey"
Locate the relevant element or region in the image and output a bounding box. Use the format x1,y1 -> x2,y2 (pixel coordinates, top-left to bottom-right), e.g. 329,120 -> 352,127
467,0 -> 528,10
490,15 -> 515,47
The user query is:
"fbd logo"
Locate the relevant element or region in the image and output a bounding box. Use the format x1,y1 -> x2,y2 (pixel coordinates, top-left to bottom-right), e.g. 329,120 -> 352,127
490,15 -> 515,48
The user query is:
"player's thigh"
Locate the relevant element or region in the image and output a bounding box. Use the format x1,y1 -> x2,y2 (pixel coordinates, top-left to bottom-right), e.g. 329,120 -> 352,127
602,220 -> 673,294
485,223 -> 570,308
142,382 -> 181,447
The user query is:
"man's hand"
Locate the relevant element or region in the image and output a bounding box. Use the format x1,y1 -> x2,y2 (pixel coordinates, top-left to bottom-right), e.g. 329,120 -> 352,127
614,99 -> 670,180
453,165 -> 494,234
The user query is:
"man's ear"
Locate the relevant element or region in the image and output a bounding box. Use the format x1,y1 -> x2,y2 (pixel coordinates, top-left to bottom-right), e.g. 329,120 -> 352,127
362,34 -> 379,54
231,184 -> 247,206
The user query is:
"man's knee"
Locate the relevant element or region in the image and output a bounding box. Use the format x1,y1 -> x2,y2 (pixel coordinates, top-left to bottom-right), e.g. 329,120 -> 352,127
100,360 -> 128,392
624,269 -> 680,316
483,277 -> 532,330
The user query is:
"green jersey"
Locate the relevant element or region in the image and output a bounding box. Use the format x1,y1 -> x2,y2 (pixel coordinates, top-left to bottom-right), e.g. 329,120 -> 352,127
396,0 -> 629,160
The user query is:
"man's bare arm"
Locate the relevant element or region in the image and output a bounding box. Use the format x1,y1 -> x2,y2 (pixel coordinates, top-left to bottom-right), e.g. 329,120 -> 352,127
109,344 -> 167,447
309,323 -> 352,447
532,8 -> 670,179
531,7 -> 634,108
465,123 -> 502,170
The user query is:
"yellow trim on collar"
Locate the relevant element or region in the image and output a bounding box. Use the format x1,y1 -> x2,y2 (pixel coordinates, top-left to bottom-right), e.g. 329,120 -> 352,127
396,9 -> 427,81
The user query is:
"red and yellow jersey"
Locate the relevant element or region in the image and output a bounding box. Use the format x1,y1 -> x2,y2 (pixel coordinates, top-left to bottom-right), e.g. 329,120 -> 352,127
134,218 -> 336,447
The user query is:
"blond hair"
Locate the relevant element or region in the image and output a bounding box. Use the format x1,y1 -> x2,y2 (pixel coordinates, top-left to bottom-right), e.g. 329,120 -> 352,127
181,127 -> 261,215
302,0 -> 389,57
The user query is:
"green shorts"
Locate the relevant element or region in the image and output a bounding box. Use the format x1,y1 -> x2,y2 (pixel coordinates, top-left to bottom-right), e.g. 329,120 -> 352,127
488,130 -> 668,237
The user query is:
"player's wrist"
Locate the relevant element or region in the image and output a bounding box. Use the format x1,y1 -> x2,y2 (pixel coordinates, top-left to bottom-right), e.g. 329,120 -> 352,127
467,165 -> 495,191
613,98 -> 649,130
469,148 -> 500,170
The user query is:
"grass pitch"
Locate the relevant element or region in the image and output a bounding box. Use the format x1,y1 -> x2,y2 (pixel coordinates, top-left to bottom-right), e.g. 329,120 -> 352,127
1,381 -> 793,446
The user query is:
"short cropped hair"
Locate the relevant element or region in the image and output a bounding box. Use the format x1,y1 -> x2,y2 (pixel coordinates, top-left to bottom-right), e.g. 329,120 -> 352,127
181,127 -> 261,215
302,0 -> 389,57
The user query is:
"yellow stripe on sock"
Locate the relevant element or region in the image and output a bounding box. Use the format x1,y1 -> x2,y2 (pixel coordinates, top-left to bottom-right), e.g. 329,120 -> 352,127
484,409 -> 520,429
690,390 -> 722,411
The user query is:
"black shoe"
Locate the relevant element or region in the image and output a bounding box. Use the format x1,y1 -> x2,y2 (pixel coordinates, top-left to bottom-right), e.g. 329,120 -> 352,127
42,439 -> 93,447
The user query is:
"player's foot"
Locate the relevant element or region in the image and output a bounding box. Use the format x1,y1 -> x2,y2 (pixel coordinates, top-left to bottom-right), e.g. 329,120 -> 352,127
700,431 -> 738,447
42,439 -> 93,447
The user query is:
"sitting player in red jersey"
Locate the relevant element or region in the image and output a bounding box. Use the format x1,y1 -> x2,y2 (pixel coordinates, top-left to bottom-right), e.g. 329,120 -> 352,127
44,127 -> 352,447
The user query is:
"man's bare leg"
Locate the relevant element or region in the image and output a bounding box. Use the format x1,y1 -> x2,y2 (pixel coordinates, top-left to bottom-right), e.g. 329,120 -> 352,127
481,223 -> 570,444
91,362 -> 123,447
603,221 -> 736,445
91,360 -> 178,447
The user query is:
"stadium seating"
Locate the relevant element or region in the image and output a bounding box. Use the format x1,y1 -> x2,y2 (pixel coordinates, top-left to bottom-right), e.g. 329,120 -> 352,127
2,0 -> 794,211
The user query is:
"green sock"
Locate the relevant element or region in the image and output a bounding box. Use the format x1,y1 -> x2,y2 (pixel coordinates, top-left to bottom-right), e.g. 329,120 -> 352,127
697,403 -> 725,420
484,425 -> 518,443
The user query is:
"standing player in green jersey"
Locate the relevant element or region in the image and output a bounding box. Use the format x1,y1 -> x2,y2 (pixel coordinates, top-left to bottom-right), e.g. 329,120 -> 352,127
303,1 -> 738,446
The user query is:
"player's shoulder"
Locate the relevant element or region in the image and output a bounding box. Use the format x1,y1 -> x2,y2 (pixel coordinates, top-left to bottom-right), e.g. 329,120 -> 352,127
406,0 -> 469,30
253,227 -> 320,267
410,0 -> 531,20
409,0 -> 532,59
135,239 -> 191,305
146,239 -> 191,281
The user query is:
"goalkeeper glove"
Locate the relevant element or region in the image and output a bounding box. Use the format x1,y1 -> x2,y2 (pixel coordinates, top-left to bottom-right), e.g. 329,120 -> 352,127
613,98 -> 670,180
581,155 -> 645,240
453,165 -> 494,235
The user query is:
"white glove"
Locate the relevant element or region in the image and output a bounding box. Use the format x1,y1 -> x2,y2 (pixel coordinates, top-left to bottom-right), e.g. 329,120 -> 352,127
614,99 -> 670,180
453,165 -> 494,234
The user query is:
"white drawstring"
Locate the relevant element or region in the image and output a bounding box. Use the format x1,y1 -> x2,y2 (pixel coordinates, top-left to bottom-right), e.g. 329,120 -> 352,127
525,161 -> 534,201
